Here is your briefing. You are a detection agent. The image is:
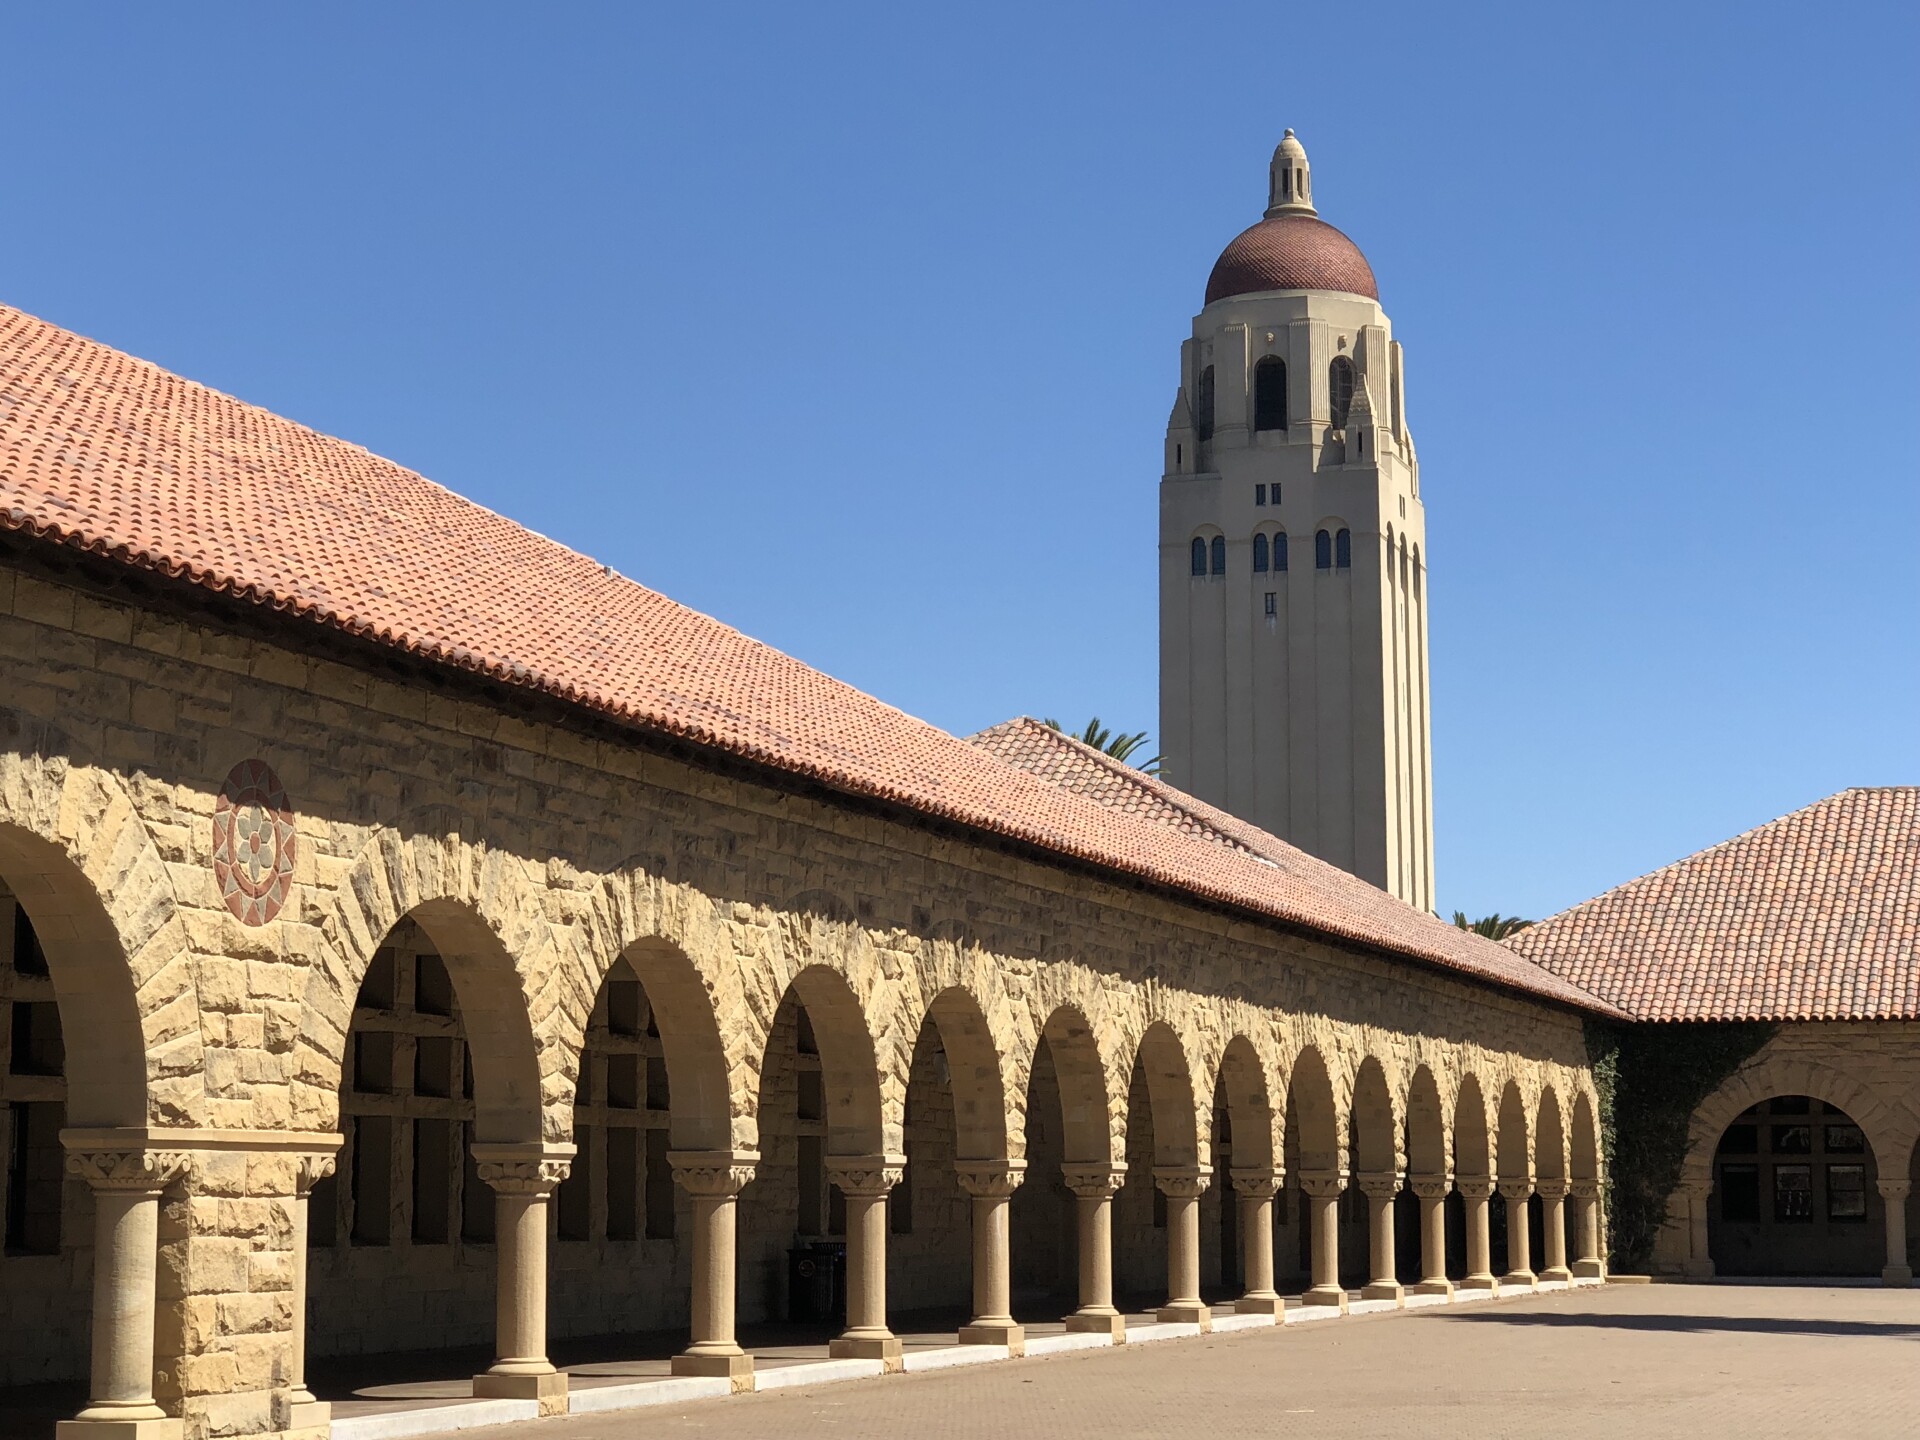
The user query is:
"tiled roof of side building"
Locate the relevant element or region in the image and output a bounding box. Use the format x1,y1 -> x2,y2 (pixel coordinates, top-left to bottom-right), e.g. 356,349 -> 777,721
1506,788 -> 1920,1022
0,301 -> 1611,1014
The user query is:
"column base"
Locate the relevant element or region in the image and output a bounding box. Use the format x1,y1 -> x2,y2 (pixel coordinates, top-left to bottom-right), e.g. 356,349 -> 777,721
1234,1292 -> 1283,1315
830,1332 -> 904,1369
56,1423 -> 183,1440
1882,1264 -> 1913,1287
1571,1259 -> 1605,1280
1539,1266 -> 1573,1284
1301,1285 -> 1348,1311
1499,1270 -> 1537,1291
473,1369 -> 569,1416
672,1349 -> 756,1388
1154,1301 -> 1211,1328
1458,1273 -> 1497,1293
1410,1278 -> 1454,1298
284,1399 -> 333,1432
1064,1309 -> 1125,1339
1680,1258 -> 1716,1279
1360,1280 -> 1404,1304
959,1320 -> 1025,1355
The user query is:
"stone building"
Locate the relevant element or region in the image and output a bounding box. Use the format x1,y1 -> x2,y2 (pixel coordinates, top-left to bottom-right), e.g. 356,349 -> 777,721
0,294 -> 1608,1438
1159,132 -> 1434,909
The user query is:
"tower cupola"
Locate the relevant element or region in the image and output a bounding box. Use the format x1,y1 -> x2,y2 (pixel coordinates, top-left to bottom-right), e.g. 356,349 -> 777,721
1265,129 -> 1314,217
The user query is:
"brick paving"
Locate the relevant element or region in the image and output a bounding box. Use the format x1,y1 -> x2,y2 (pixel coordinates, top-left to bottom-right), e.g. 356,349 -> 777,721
475,1285 -> 1920,1440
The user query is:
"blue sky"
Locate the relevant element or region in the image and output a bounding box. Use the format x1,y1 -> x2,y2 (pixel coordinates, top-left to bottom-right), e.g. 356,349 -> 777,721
2,4 -> 1913,920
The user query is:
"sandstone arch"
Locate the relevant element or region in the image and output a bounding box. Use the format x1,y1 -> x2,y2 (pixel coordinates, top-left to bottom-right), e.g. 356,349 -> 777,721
919,986 -> 1013,1162
1496,1079 -> 1532,1183
1036,1004 -> 1118,1166
1405,1065 -> 1448,1184
1132,1021 -> 1202,1168
777,965 -> 888,1157
1571,1090 -> 1601,1185
1350,1055 -> 1400,1177
1215,1034 -> 1276,1173
1536,1087 -> 1568,1189
1288,1046 -> 1342,1176
1679,1052 -> 1920,1191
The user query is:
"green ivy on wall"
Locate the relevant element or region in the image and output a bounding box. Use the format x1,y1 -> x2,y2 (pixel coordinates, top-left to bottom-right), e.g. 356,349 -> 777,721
1584,1019 -> 1777,1271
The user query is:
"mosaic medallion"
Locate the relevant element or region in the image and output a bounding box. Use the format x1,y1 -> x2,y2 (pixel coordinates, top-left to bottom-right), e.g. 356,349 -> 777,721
212,759 -> 298,926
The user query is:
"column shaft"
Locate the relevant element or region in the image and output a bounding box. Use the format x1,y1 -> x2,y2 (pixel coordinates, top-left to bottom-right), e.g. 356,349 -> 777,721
1233,1174 -> 1281,1315
1880,1180 -> 1913,1286
956,1161 -> 1024,1351
286,1152 -> 338,1429
1411,1180 -> 1452,1296
1062,1164 -> 1124,1338
827,1156 -> 905,1364
1299,1174 -> 1346,1310
1540,1188 -> 1571,1282
1153,1167 -> 1209,1326
1459,1182 -> 1495,1291
1500,1184 -> 1536,1288
1360,1178 -> 1403,1302
471,1145 -> 572,1411
670,1151 -> 757,1380
82,1189 -> 167,1420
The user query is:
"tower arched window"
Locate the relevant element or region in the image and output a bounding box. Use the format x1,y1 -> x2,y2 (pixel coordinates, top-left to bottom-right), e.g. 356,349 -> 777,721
1210,535 -> 1226,576
1253,356 -> 1288,432
1195,365 -> 1216,443
1252,533 -> 1269,572
1329,356 -> 1355,428
1273,529 -> 1288,572
1336,528 -> 1352,569
1315,529 -> 1332,570
1191,537 -> 1207,577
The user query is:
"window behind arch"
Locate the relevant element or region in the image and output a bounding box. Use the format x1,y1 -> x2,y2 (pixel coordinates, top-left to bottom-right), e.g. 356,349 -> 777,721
1191,537 -> 1207,577
1329,356 -> 1355,428
1315,529 -> 1332,570
1336,528 -> 1352,569
1253,533 -> 1269,572
1273,530 -> 1288,572
1195,365 -> 1216,443
1253,356 -> 1287,431
1210,535 -> 1226,576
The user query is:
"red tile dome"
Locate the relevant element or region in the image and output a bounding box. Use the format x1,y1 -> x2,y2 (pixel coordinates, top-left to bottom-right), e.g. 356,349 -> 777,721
1205,213 -> 1378,306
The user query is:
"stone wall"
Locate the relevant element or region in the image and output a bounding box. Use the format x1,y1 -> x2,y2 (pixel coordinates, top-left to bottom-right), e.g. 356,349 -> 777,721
0,564 -> 1603,1434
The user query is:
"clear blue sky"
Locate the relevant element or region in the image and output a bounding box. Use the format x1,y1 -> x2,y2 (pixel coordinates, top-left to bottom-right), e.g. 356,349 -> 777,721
3,4 -> 1913,921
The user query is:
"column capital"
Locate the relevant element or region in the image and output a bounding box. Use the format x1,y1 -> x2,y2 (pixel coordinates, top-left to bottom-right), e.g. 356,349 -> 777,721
825,1154 -> 906,1197
1410,1175 -> 1453,1201
1297,1168 -> 1346,1198
296,1151 -> 338,1195
1571,1180 -> 1601,1200
1455,1177 -> 1496,1200
1061,1161 -> 1127,1198
1878,1179 -> 1913,1202
669,1149 -> 759,1197
1496,1178 -> 1535,1201
1356,1170 -> 1403,1200
1535,1179 -> 1569,1200
1230,1166 -> 1283,1198
1153,1164 -> 1212,1199
472,1141 -> 576,1196
955,1159 -> 1026,1198
62,1145 -> 193,1194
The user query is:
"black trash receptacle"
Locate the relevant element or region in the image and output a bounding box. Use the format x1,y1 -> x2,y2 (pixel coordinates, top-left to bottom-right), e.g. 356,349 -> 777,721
787,1240 -> 846,1324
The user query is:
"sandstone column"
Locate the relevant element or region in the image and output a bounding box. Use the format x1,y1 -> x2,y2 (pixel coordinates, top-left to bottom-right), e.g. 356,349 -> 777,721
1571,1180 -> 1605,1279
1358,1172 -> 1404,1303
826,1156 -> 906,1366
1456,1178 -> 1496,1292
1878,1179 -> 1913,1286
1298,1170 -> 1347,1310
1498,1179 -> 1536,1289
285,1151 -> 340,1432
1537,1180 -> 1572,1283
59,1144 -> 192,1439
1410,1176 -> 1453,1297
1061,1162 -> 1126,1338
471,1143 -> 574,1415
668,1151 -> 759,1387
1153,1165 -> 1211,1327
1230,1168 -> 1283,1315
955,1160 -> 1026,1352
1676,1179 -> 1715,1278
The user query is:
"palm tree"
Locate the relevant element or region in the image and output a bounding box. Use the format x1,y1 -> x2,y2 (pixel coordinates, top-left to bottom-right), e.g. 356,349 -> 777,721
1452,912 -> 1533,941
1043,717 -> 1162,775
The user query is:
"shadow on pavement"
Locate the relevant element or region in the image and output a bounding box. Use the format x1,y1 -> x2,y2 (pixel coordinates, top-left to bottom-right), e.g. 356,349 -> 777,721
1440,1311 -> 1920,1340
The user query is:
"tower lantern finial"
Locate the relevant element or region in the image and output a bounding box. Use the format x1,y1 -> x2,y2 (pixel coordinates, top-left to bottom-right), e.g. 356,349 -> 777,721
1265,129 -> 1315,219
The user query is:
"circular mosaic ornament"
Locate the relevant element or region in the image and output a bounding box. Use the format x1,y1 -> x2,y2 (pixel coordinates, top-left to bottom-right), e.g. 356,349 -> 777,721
212,759 -> 298,926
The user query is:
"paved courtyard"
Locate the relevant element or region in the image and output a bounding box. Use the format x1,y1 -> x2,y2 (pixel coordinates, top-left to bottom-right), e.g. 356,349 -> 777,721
470,1285 -> 1920,1440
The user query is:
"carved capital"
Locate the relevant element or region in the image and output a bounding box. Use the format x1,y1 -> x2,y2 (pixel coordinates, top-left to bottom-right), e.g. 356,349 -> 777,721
1230,1166 -> 1283,1199
65,1149 -> 193,1194
1356,1170 -> 1403,1201
1455,1177 -> 1496,1200
825,1155 -> 906,1198
1878,1179 -> 1913,1202
295,1152 -> 338,1195
471,1142 -> 576,1196
1153,1165 -> 1211,1199
1570,1180 -> 1601,1200
955,1159 -> 1026,1199
1296,1169 -> 1346,1199
1534,1179 -> 1569,1200
669,1150 -> 759,1197
1496,1178 -> 1536,1202
1061,1162 -> 1127,1199
1410,1176 -> 1453,1201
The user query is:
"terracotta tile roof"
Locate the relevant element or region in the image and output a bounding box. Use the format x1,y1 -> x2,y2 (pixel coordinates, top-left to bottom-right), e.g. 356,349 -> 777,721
1506,789 -> 1920,1022
1205,214 -> 1379,305
0,301 -> 1609,1013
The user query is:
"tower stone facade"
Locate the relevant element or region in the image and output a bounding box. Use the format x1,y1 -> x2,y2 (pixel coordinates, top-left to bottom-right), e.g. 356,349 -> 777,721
1159,131 -> 1434,910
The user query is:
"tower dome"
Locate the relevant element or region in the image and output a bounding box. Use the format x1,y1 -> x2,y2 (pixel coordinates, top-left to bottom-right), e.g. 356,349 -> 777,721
1203,131 -> 1378,305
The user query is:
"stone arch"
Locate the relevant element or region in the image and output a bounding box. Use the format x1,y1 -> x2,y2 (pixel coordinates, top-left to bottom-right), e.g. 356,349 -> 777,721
1571,1090 -> 1601,1185
1215,1033 -> 1275,1172
1035,1003 -> 1118,1166
1453,1073 -> 1493,1181
1287,1046 -> 1342,1175
918,986 -> 1012,1162
1536,1086 -> 1568,1187
0,753 -> 202,1127
1496,1079 -> 1532,1183
298,828 -> 552,1140
615,936 -> 735,1152
1349,1055 -> 1400,1176
779,964 -> 886,1157
1131,1021 -> 1201,1168
1679,1052 -> 1918,1191
1405,1065 -> 1448,1182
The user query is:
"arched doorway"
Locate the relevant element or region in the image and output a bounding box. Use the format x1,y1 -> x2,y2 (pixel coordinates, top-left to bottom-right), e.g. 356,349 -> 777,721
1710,1095 -> 1882,1277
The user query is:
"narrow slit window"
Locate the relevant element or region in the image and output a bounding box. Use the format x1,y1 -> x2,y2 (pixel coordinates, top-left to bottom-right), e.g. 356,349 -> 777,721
1191,537 -> 1207,577
1253,356 -> 1288,431
1253,533 -> 1269,572
1210,535 -> 1226,576
1315,529 -> 1332,570
1336,528 -> 1352,569
1273,531 -> 1288,571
